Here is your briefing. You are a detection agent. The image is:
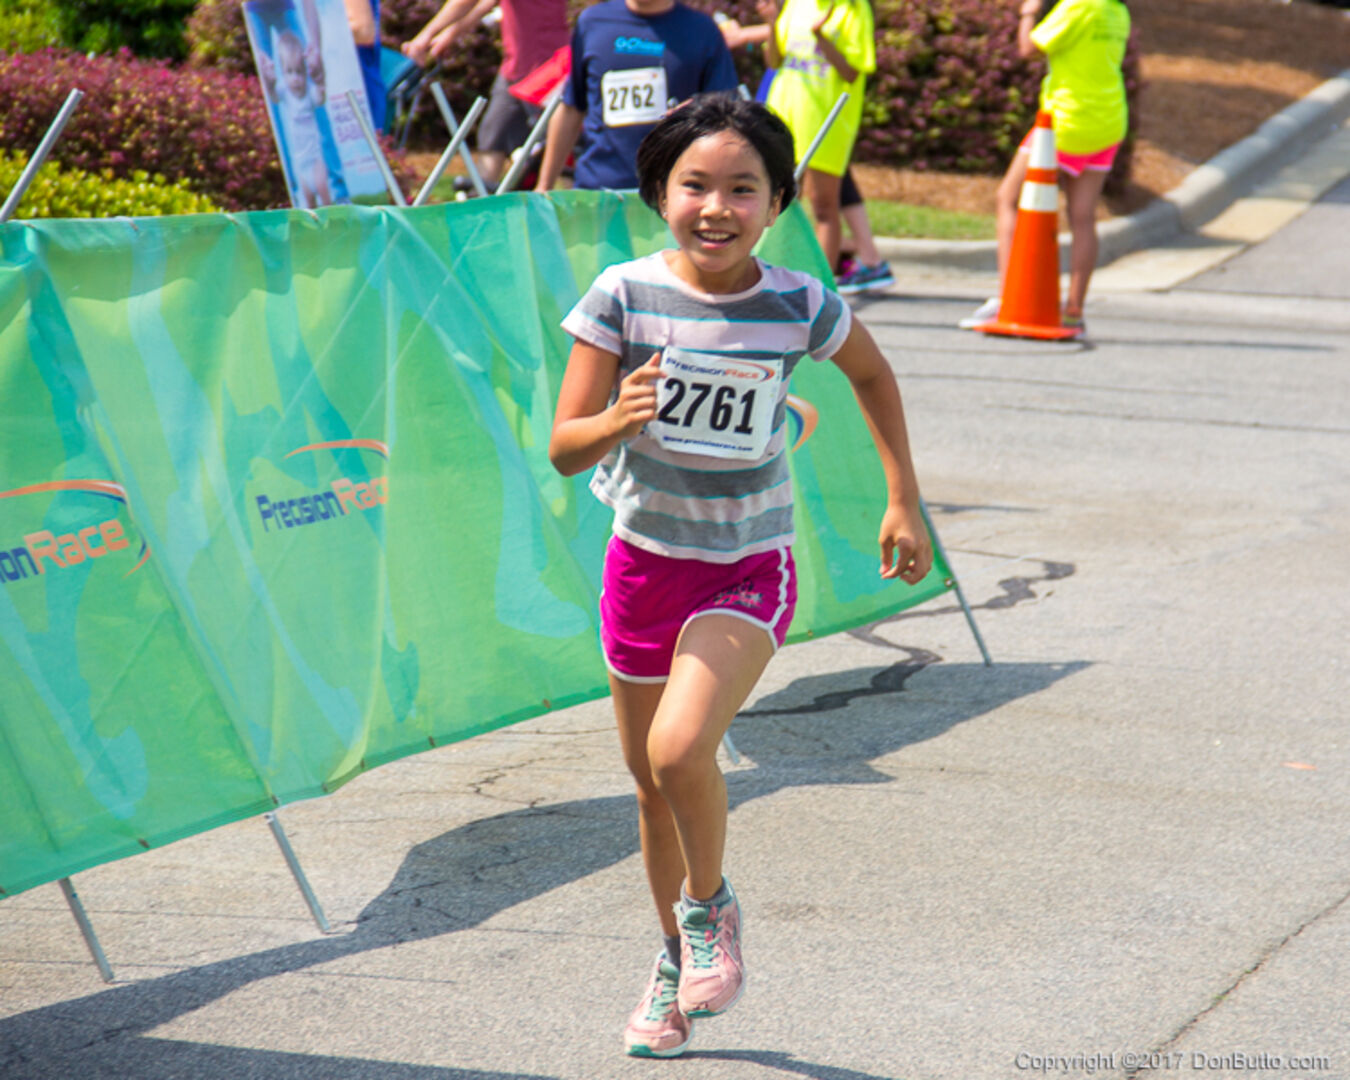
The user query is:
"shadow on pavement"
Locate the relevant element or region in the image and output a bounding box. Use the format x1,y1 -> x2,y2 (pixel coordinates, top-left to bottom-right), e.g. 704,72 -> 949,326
1,647 -> 1087,1079
689,1048 -> 918,1079
5,1036 -> 552,1080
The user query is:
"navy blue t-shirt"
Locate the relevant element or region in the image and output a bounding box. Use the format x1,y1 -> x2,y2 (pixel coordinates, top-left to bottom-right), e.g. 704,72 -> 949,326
564,0 -> 738,190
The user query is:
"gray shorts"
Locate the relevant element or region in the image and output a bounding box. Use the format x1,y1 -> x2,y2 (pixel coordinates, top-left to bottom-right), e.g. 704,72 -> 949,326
477,72 -> 540,155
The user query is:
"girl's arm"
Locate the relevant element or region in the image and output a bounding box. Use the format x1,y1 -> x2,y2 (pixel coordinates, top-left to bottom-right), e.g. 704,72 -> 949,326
535,103 -> 585,192
829,319 -> 933,583
719,20 -> 771,51
756,0 -> 783,68
549,344 -> 663,476
812,6 -> 858,84
1017,0 -> 1042,58
343,0 -> 377,45
403,0 -> 479,64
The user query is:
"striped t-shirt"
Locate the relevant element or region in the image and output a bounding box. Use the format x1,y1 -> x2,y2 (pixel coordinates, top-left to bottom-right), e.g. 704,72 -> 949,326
561,251 -> 851,563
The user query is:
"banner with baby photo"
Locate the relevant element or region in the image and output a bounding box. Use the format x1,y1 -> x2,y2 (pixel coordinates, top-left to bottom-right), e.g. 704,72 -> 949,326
243,0 -> 389,208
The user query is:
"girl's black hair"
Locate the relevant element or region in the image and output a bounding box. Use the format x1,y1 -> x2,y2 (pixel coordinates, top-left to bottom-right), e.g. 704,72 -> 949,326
636,93 -> 797,213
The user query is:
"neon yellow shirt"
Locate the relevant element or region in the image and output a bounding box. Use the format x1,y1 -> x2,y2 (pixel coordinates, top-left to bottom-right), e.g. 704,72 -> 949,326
765,0 -> 875,177
1030,0 -> 1130,156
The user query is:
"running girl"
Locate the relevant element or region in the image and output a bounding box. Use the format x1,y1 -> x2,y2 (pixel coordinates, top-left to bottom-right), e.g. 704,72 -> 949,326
549,94 -> 932,1058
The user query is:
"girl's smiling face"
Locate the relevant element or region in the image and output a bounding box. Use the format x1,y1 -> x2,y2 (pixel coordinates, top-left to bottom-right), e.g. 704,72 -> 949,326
660,129 -> 782,294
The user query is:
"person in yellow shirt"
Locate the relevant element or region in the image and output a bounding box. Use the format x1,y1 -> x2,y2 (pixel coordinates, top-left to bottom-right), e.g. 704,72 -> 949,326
962,0 -> 1130,332
758,0 -> 875,271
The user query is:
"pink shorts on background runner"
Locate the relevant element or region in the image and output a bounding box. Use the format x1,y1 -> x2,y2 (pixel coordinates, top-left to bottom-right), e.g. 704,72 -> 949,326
600,536 -> 797,683
1018,133 -> 1120,176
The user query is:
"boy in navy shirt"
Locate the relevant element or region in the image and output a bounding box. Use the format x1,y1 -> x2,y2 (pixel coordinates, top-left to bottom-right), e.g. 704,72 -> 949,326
534,0 -> 738,191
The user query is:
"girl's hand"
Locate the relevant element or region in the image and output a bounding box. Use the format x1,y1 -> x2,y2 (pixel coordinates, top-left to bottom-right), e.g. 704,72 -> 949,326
402,34 -> 432,66
611,353 -> 663,440
755,0 -> 781,24
879,500 -> 933,584
812,3 -> 836,36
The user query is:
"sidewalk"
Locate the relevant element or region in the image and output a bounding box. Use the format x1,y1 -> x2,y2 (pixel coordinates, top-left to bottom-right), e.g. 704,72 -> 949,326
872,66 -> 1350,290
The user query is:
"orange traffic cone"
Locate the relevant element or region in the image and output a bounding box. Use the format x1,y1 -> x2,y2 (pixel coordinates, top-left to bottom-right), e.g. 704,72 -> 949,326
976,111 -> 1080,341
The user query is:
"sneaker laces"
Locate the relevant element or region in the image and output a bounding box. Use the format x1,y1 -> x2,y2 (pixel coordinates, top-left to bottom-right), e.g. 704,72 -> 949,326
643,960 -> 681,1020
680,905 -> 718,970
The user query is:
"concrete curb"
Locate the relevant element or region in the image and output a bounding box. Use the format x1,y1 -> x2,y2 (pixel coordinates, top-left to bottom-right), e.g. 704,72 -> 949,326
873,66 -> 1350,273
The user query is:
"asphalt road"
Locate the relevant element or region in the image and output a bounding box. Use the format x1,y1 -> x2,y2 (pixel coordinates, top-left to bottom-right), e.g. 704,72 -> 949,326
2,171 -> 1348,1080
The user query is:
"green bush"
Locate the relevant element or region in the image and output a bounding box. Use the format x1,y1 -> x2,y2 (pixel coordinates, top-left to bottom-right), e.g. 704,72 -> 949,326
49,0 -> 196,60
0,149 -> 218,219
183,0 -> 253,74
0,0 -> 63,54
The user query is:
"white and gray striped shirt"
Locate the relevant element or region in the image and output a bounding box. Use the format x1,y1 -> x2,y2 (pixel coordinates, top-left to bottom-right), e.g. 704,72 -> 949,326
562,252 -> 851,563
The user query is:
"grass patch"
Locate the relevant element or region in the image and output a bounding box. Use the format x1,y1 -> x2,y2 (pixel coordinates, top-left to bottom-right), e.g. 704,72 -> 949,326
864,199 -> 995,241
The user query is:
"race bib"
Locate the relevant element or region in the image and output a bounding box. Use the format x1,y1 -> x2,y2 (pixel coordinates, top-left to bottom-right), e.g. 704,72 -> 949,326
601,67 -> 667,126
650,347 -> 781,461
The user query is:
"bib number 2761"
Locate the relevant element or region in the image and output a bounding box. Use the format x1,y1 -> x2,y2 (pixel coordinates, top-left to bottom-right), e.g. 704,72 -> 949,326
649,347 -> 780,460
657,379 -> 758,435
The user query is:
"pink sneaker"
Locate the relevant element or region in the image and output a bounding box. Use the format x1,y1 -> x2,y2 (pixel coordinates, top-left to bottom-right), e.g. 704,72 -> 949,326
623,954 -> 692,1058
676,881 -> 744,1018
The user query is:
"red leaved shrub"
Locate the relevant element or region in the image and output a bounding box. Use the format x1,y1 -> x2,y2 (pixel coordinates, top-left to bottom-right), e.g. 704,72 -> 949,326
2,46 -> 419,210
0,47 -> 288,209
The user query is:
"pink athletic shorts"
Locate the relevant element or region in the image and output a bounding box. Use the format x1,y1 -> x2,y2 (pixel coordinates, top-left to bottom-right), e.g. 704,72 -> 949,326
1018,134 -> 1121,177
600,535 -> 797,683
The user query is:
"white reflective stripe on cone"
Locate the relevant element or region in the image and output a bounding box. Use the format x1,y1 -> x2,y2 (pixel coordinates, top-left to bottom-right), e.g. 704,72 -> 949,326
1027,126 -> 1057,171
1018,181 -> 1059,214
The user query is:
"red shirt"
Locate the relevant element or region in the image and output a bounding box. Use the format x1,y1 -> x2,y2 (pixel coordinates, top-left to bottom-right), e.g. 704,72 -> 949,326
500,0 -> 569,84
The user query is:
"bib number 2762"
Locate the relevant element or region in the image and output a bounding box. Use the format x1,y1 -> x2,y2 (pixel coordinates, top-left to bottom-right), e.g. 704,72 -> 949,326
600,68 -> 667,126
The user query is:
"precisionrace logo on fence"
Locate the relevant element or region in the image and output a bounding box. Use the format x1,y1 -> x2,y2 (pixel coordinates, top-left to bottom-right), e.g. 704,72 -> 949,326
254,439 -> 389,534
785,394 -> 817,452
0,480 -> 149,585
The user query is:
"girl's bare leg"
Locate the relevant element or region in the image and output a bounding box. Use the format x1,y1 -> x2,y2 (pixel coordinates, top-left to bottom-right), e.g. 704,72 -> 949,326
995,149 -> 1031,288
842,202 -> 882,267
646,614 -> 774,900
1061,168 -> 1109,316
803,168 -> 845,273
610,675 -> 684,938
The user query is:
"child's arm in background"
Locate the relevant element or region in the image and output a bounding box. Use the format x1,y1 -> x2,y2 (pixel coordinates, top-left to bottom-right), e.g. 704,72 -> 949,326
550,345 -> 663,476
755,0 -> 783,68
828,320 -> 933,583
535,103 -> 585,192
811,6 -> 859,84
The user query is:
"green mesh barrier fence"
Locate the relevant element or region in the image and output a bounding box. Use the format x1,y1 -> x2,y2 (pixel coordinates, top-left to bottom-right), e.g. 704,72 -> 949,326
0,191 -> 954,897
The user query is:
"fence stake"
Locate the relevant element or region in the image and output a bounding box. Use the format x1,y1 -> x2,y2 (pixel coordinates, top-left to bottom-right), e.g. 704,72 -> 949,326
429,84 -> 490,198
793,92 -> 849,184
1,89 -> 84,224
58,877 -> 115,983
920,499 -> 994,667
414,95 -> 488,206
346,90 -> 408,207
265,811 -> 332,932
496,95 -> 561,195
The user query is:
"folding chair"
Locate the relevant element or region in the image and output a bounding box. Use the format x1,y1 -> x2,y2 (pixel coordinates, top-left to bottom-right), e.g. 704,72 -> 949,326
381,46 -> 436,146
